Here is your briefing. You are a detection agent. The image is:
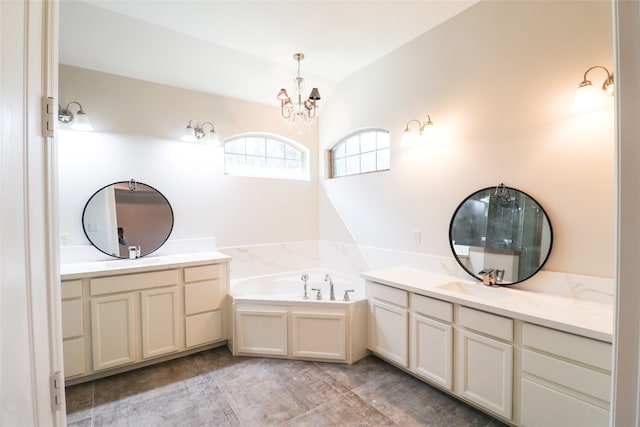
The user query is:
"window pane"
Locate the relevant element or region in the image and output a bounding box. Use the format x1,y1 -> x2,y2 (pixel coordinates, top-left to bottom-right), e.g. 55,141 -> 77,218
377,148 -> 390,170
224,134 -> 307,180
345,136 -> 359,156
284,144 -> 302,160
377,131 -> 391,149
346,156 -> 360,175
246,137 -> 266,156
225,153 -> 246,173
329,129 -> 390,178
225,139 -> 245,154
285,160 -> 302,176
267,140 -> 284,158
361,151 -> 376,173
360,132 -> 376,153
333,158 -> 345,177
266,157 -> 284,170
246,155 -> 266,170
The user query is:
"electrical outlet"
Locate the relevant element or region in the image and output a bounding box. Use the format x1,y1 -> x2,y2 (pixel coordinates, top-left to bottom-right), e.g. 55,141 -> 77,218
413,230 -> 421,245
60,233 -> 71,246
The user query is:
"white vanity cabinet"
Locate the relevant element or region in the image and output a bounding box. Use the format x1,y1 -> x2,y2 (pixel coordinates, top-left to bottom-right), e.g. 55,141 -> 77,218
61,279 -> 86,377
456,306 -> 513,419
364,275 -> 613,426
410,294 -> 453,390
90,270 -> 180,371
368,282 -> 409,367
520,323 -> 611,427
61,257 -> 230,382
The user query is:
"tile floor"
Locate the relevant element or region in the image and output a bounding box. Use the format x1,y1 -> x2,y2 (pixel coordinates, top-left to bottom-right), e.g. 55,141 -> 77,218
65,347 -> 507,426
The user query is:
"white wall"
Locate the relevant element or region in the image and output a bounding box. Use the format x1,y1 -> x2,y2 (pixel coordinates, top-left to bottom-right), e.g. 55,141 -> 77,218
58,65 -> 319,252
319,0 -> 615,279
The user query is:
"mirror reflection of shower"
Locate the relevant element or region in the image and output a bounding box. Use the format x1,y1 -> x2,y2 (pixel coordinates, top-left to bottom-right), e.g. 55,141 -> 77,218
450,184 -> 552,284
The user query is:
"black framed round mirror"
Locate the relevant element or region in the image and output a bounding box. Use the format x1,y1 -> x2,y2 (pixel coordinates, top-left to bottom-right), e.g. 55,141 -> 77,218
82,180 -> 174,258
449,184 -> 552,285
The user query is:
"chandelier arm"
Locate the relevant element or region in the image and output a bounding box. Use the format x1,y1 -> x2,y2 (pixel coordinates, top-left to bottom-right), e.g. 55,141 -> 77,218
280,103 -> 292,119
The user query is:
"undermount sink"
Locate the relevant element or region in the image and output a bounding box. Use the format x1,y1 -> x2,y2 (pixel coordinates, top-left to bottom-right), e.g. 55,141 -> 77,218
436,281 -> 511,301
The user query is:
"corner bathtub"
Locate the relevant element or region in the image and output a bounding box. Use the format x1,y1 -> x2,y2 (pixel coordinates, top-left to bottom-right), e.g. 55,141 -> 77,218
230,270 -> 369,364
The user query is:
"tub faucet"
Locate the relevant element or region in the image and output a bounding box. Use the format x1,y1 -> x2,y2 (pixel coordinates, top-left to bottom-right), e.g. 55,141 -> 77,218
301,274 -> 309,299
324,274 -> 335,301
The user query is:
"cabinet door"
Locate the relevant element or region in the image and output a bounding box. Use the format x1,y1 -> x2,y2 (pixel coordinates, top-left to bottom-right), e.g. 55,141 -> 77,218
141,287 -> 179,359
456,329 -> 513,419
291,312 -> 346,361
235,309 -> 288,356
91,293 -> 136,371
368,299 -> 408,367
410,313 -> 452,390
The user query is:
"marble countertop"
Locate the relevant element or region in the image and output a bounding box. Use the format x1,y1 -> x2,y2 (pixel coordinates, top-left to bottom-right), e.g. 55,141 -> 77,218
361,267 -> 614,342
60,251 -> 231,280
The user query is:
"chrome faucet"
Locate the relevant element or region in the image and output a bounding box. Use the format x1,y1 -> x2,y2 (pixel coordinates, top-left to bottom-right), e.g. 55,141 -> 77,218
479,269 -> 497,286
301,274 -> 309,299
324,274 -> 335,301
311,288 -> 322,300
479,268 -> 505,286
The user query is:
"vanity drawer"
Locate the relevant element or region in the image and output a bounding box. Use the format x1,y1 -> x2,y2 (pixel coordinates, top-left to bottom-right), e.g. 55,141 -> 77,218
62,280 -> 82,299
185,310 -> 222,347
369,282 -> 408,307
522,349 -> 610,402
90,270 -> 178,296
184,264 -> 221,283
522,323 -> 611,371
458,306 -> 513,342
411,293 -> 452,322
185,279 -> 223,315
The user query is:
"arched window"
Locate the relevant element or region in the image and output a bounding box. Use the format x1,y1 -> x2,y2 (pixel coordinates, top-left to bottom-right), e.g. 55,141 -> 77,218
329,129 -> 390,178
224,133 -> 309,180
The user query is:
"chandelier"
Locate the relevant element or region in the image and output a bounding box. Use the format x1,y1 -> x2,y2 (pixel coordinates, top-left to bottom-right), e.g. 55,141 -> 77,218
276,53 -> 321,130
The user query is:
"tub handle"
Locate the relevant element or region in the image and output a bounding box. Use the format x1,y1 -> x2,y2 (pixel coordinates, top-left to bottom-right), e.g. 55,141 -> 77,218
343,290 -> 355,301
311,288 -> 322,300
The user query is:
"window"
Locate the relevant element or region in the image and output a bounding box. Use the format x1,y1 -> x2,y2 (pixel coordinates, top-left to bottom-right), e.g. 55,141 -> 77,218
224,133 -> 309,180
330,129 -> 390,178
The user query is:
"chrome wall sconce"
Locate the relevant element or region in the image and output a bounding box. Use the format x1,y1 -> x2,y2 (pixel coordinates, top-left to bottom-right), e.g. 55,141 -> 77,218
181,120 -> 220,144
276,53 -> 321,130
573,65 -> 614,111
58,101 -> 93,131
401,115 -> 435,147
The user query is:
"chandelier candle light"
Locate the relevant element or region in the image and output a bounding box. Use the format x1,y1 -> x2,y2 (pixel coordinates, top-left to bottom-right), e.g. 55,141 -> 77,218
276,53 -> 321,130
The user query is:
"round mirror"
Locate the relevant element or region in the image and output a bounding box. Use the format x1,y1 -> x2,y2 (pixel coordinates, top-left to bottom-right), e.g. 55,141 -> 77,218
449,184 -> 552,285
82,180 -> 174,258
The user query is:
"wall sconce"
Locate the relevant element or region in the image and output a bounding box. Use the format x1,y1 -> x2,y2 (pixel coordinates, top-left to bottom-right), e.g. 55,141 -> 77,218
401,115 -> 435,147
573,65 -> 615,111
181,120 -> 220,144
58,101 -> 93,131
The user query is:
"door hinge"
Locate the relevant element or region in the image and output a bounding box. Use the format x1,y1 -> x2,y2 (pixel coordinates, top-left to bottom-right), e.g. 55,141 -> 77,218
50,370 -> 63,411
42,96 -> 56,139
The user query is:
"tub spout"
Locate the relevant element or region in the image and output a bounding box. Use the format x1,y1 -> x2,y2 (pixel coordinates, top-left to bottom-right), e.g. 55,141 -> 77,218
324,274 -> 335,301
301,274 -> 309,299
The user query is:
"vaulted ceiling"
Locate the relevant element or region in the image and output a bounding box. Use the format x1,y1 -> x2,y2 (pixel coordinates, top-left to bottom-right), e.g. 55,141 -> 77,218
59,1 -> 479,106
